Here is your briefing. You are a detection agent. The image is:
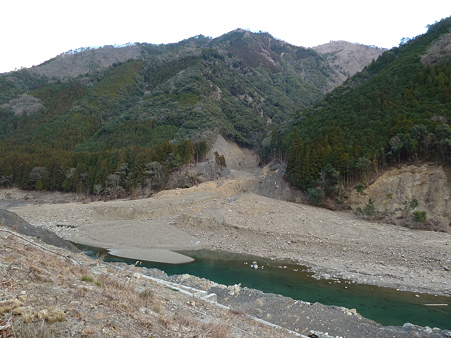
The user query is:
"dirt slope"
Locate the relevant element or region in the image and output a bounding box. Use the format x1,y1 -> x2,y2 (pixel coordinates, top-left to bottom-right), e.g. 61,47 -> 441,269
0,227 -> 295,337
348,164 -> 451,231
2,136 -> 451,336
3,136 -> 450,297
6,166 -> 450,297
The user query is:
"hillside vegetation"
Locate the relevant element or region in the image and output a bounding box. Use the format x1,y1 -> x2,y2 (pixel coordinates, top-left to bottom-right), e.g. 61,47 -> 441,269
0,29 -> 381,196
274,17 -> 451,207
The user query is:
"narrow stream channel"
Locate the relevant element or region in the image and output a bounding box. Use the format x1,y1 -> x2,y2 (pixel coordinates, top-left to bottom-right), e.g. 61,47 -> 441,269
76,244 -> 450,329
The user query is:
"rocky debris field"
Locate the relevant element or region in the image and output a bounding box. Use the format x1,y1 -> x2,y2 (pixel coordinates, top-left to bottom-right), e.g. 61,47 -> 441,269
1,224 -> 449,338
6,176 -> 449,297
1,155 -> 451,336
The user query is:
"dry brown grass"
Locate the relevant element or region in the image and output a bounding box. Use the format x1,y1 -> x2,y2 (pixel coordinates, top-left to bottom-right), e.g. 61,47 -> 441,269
0,300 -> 22,315
11,319 -> 58,338
0,230 -> 286,337
37,308 -> 66,324
12,307 -> 35,323
0,316 -> 13,338
172,314 -> 230,337
95,273 -> 162,314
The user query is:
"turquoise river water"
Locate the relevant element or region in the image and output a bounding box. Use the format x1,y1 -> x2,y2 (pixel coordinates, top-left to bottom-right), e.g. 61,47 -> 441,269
77,245 -> 450,329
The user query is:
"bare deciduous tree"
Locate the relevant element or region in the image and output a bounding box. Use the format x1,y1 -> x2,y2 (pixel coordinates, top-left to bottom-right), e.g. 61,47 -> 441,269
29,167 -> 49,190
29,167 -> 49,183
1,94 -> 44,116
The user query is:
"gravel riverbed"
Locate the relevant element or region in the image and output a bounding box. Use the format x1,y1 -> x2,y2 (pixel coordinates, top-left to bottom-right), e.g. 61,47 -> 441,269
2,176 -> 451,336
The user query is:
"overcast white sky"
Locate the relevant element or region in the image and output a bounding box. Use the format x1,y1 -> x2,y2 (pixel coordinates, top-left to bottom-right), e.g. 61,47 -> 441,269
1,1 -> 450,73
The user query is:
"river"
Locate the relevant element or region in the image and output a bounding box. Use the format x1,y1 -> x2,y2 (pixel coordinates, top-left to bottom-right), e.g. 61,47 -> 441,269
76,244 -> 450,329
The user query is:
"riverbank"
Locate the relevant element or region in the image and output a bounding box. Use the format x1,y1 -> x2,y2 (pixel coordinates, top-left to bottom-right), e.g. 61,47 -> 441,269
3,174 -> 450,298
3,226 -> 448,337
0,224 -> 298,337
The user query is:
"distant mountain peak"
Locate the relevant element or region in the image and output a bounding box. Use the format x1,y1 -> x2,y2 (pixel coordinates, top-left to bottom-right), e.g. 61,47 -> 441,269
313,40 -> 386,79
231,28 -> 249,33
28,44 -> 143,80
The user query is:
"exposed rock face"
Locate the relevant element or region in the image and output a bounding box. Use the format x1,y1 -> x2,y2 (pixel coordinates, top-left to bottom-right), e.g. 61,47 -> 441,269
348,164 -> 451,231
252,160 -> 304,202
167,135 -> 260,187
206,135 -> 259,171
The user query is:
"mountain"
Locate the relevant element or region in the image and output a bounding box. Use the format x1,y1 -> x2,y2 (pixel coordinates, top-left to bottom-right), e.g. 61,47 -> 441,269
28,44 -> 143,79
23,31 -> 385,86
278,17 -> 451,202
0,29 -> 384,195
0,30 -> 386,149
312,40 -> 386,81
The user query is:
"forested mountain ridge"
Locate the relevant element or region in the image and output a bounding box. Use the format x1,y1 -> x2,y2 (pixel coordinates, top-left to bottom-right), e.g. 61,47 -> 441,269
13,30 -> 385,87
0,29 -> 381,195
278,17 -> 451,206
0,30 -> 387,154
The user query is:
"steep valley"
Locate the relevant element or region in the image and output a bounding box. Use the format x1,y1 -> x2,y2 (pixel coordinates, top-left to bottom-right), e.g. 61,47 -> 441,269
1,138 -> 450,336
